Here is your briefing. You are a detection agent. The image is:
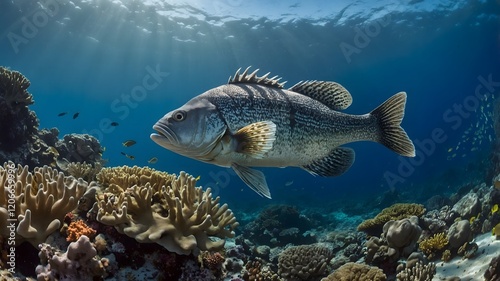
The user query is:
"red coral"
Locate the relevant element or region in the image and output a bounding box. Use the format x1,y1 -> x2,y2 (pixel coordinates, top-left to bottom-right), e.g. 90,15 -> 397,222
66,220 -> 97,242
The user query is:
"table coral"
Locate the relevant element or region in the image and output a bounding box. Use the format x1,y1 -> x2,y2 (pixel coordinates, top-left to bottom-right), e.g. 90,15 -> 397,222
95,166 -> 239,255
0,162 -> 89,247
357,203 -> 425,236
321,262 -> 386,281
277,244 -> 333,281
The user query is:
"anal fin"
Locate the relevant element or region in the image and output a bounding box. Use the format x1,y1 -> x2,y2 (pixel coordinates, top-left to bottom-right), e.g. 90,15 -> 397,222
231,163 -> 271,199
302,147 -> 355,177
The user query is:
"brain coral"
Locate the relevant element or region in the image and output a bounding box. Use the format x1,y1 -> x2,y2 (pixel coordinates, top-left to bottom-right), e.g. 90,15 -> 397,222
95,166 -> 239,255
321,262 -> 386,281
0,162 -> 88,247
357,203 -> 425,236
278,244 -> 333,281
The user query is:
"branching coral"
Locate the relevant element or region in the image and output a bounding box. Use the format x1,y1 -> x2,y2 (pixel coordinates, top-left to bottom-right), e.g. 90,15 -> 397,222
396,261 -> 436,281
277,244 -> 333,281
418,232 -> 448,258
0,162 -> 88,247
358,203 -> 425,236
95,166 -> 239,255
321,262 -> 386,281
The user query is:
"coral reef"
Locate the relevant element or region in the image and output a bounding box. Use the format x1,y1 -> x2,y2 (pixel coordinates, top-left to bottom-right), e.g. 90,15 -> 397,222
0,67 -> 104,170
243,259 -> 282,281
0,66 -> 37,153
64,161 -> 102,183
242,204 -> 316,247
0,162 -> 89,247
357,203 -> 425,236
66,220 -> 96,242
396,261 -> 436,281
36,235 -> 110,281
95,166 -> 239,255
418,232 -> 448,259
321,262 -> 386,281
382,216 -> 422,259
277,244 -> 333,281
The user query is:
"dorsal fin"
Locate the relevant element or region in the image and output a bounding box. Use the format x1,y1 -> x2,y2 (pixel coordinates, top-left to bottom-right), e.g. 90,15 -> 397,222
228,67 -> 286,89
289,80 -> 353,110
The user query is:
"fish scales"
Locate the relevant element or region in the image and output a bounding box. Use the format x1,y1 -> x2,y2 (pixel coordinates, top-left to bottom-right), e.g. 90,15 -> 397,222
151,67 -> 415,198
204,84 -> 378,165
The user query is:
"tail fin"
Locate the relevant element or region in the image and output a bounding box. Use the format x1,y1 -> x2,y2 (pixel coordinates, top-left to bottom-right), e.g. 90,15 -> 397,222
371,92 -> 415,157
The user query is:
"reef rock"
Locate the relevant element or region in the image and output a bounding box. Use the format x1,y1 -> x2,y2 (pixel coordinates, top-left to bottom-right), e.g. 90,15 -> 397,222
452,191 -> 480,219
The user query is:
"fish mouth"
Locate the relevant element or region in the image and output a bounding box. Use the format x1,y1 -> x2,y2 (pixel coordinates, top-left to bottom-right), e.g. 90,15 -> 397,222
151,123 -> 179,146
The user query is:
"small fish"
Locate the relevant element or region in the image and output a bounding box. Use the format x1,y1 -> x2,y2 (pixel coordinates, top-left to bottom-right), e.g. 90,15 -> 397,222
110,122 -> 119,126
447,148 -> 453,153
122,140 -> 136,147
284,180 -> 294,187
151,67 -> 415,198
195,175 -> 201,181
148,157 -> 158,164
121,152 -> 135,160
57,112 -> 67,117
73,112 -> 79,119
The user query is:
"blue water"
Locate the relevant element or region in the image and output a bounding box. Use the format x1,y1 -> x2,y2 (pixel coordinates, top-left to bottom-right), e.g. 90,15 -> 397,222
1,0 -> 499,210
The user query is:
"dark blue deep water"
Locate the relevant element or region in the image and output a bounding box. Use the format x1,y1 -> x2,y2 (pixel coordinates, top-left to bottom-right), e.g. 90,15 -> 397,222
1,0 -> 500,212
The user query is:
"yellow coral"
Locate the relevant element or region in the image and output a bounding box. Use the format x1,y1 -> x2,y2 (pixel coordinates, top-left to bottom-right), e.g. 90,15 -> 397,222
96,166 -> 238,255
418,232 -> 449,256
357,203 -> 425,235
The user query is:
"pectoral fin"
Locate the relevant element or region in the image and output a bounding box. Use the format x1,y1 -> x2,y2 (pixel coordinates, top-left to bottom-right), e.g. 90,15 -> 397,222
234,121 -> 276,159
231,163 -> 271,199
302,147 -> 355,177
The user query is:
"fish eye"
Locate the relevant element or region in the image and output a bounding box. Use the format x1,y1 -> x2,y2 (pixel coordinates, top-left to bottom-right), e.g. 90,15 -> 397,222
172,110 -> 187,121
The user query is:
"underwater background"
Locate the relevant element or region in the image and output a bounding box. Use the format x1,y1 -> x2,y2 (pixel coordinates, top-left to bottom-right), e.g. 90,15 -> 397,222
1,0 -> 500,280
